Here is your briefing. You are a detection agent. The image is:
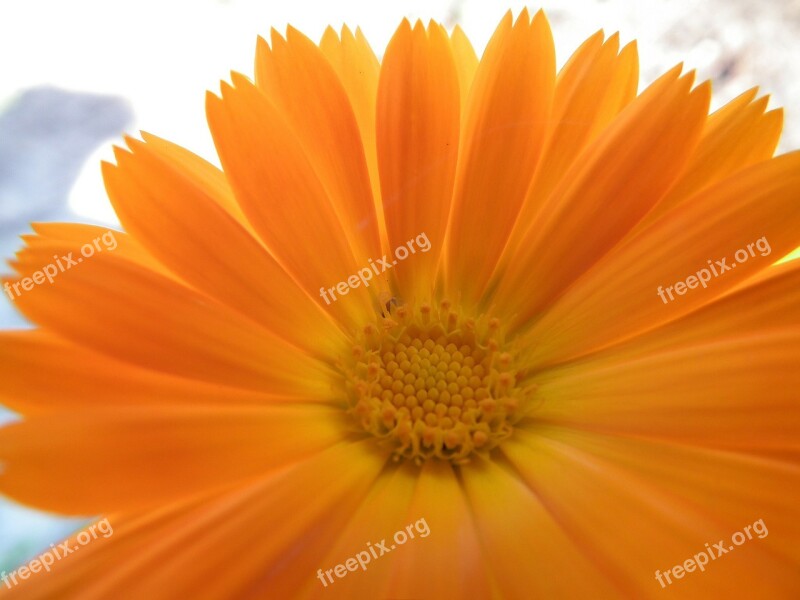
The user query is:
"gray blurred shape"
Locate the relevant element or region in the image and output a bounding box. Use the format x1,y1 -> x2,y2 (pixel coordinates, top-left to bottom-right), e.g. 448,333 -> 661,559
0,87 -> 132,571
0,86 -> 132,330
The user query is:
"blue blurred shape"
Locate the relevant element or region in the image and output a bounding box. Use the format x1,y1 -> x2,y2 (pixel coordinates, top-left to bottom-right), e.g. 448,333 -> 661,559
0,86 -> 132,571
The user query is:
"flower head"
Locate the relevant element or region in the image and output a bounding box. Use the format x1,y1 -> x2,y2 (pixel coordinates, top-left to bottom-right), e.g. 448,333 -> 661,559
1,9 -> 799,599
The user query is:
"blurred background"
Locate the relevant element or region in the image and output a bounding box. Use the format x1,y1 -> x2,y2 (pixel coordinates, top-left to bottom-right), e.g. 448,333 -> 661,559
1,0 -> 799,573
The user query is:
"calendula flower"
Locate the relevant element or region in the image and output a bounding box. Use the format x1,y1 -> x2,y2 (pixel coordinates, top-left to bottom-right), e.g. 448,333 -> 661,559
2,8 -> 800,599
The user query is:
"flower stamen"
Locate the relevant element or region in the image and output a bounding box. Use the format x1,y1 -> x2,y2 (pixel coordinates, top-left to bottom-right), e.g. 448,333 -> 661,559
341,301 -> 535,464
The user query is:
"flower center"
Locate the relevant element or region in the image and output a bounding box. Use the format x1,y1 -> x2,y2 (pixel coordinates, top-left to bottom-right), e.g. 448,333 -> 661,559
341,301 -> 535,464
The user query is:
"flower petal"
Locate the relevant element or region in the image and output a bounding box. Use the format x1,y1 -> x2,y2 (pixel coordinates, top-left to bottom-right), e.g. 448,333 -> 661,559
531,331 -> 800,453
6,237 -> 333,394
644,90 -> 783,222
256,27 -> 381,265
460,458 -> 622,597
0,442 -> 386,598
495,32 -> 638,279
104,137 -> 346,358
377,20 -> 460,301
138,131 -> 251,227
137,441 -> 386,598
449,25 -> 479,112
0,405 -> 347,514
503,427 -> 800,596
387,460 -> 493,598
495,68 -> 710,325
319,26 -> 384,242
443,9 -> 556,305
527,259 -> 800,452
523,151 -> 800,368
206,77 -> 379,327
295,460 -> 420,598
0,331 -> 314,415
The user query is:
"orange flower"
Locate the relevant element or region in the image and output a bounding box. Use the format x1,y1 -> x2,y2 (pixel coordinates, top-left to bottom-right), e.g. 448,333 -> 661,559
2,9 -> 800,599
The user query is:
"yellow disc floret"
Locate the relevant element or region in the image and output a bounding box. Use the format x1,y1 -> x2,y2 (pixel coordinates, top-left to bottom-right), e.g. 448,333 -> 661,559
340,300 -> 536,464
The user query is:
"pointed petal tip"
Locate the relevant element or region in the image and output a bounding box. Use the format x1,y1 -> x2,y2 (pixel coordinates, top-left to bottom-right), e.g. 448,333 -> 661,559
532,8 -> 550,27
767,104 -> 784,117
122,133 -> 143,151
286,24 -> 313,44
750,93 -> 771,111
692,77 -> 714,95
499,9 -> 514,26
588,28 -> 604,42
622,38 -> 639,54
205,88 -> 224,110
99,160 -> 116,180
670,62 -> 685,76
229,71 -> 251,88
111,144 -> 132,163
321,24 -> 338,42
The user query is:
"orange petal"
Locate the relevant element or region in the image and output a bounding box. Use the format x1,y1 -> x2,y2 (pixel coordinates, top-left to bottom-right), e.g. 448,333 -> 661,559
496,33 -> 638,277
546,28 -> 609,154
5,237 -> 333,395
443,10 -> 556,305
523,151 -> 800,368
495,68 -> 710,325
644,90 -> 783,222
530,331 -> 800,453
583,38 -> 640,141
387,460 -> 493,598
449,25 -> 479,112
0,405 -> 347,514
206,77 -> 378,327
104,137 -> 346,359
0,331 -> 319,415
295,460 -> 420,599
256,28 -> 381,265
319,26 -> 383,240
138,131 -> 251,227
0,441 -> 386,598
0,504 -> 205,598
503,428 -> 800,596
124,441 -> 386,598
460,457 -> 621,597
376,20 -> 460,301
528,259 -> 800,453
24,222 -> 170,279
